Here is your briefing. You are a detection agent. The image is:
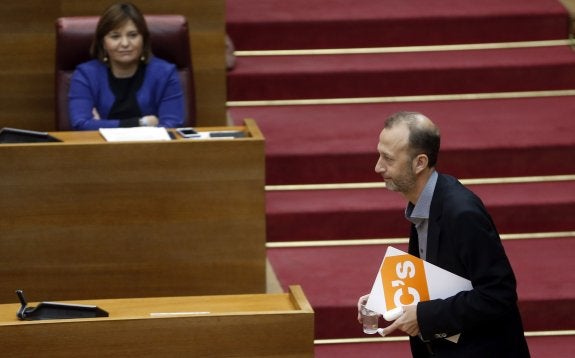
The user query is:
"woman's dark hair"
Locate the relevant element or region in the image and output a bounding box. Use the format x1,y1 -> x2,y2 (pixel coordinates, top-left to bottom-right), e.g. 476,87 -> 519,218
90,2 -> 151,63
384,111 -> 441,168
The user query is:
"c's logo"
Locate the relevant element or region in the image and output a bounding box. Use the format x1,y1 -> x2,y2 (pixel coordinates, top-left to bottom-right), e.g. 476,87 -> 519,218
381,254 -> 430,311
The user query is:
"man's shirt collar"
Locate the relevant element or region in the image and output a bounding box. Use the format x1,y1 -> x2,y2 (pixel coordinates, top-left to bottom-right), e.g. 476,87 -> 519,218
406,170 -> 438,223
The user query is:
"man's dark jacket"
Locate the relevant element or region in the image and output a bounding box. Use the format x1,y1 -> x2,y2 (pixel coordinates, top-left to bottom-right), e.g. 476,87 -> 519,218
408,173 -> 530,357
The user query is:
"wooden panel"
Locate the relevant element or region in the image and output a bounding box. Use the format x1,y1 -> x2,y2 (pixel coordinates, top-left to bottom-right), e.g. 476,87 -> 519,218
0,286 -> 314,357
191,32 -> 228,127
0,120 -> 265,303
0,72 -> 53,131
0,0 -> 226,131
0,2 -> 59,32
0,34 -> 54,72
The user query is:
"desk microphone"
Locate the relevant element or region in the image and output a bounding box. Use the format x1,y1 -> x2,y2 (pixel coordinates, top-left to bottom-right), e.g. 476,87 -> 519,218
15,289 -> 109,320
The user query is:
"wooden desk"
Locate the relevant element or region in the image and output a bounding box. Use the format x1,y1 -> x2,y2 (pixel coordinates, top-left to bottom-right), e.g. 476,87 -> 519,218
0,119 -> 265,303
0,286 -> 314,357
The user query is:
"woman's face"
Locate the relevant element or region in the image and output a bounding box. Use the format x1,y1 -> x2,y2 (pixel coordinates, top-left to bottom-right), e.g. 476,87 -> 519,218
103,19 -> 143,70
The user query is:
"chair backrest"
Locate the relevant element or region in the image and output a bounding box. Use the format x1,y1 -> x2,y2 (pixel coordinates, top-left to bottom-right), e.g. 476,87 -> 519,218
55,15 -> 195,130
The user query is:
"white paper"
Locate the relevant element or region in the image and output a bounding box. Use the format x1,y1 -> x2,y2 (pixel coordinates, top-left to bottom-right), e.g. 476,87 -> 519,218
99,127 -> 172,142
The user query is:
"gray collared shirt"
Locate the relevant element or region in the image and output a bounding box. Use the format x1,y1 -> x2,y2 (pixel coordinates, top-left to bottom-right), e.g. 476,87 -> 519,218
405,170 -> 438,261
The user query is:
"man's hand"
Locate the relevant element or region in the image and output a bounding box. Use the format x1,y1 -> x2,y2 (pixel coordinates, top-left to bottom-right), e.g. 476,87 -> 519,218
357,294 -> 370,323
379,304 -> 420,337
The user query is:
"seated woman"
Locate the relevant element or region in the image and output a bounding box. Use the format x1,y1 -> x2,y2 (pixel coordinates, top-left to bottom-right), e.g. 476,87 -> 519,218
68,2 -> 185,130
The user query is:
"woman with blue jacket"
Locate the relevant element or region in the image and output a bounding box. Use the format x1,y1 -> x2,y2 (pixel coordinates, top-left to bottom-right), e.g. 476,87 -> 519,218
68,2 -> 185,130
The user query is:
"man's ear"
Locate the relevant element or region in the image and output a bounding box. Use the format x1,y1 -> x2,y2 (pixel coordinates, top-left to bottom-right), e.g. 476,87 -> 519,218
413,154 -> 429,174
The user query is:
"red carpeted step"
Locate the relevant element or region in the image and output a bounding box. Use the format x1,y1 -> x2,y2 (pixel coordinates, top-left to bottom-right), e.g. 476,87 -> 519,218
314,335 -> 575,357
228,46 -> 575,101
230,96 -> 575,185
266,181 -> 575,242
315,340 -> 411,357
267,237 -> 575,339
227,0 -> 569,50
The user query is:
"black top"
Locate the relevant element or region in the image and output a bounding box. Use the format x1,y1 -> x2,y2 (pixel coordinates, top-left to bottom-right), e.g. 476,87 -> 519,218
108,64 -> 146,127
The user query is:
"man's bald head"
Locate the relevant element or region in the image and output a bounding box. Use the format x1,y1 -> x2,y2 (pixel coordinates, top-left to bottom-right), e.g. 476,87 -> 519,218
383,111 -> 441,168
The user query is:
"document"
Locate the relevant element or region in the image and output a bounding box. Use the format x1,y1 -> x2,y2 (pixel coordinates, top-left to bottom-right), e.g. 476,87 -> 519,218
99,127 -> 172,142
366,246 -> 472,343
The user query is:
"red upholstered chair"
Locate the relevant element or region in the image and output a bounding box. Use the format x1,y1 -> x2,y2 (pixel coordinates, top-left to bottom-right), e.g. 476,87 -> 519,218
55,15 -> 195,130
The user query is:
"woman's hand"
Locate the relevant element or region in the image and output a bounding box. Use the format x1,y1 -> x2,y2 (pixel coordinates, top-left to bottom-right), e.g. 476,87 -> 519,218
92,108 -> 101,120
139,115 -> 159,127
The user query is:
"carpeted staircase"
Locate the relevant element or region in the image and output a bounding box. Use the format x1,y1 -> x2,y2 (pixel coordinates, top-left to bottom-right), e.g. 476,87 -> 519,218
227,0 -> 575,355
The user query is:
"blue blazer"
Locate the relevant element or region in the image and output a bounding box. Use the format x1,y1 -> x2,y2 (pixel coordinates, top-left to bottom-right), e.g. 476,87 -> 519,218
408,173 -> 529,357
68,57 -> 185,130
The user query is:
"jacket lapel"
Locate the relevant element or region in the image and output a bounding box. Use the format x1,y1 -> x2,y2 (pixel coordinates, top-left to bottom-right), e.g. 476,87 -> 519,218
425,174 -> 444,265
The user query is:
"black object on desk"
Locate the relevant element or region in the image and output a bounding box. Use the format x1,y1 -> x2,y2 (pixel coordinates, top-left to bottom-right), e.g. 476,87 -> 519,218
0,128 -> 61,144
15,290 -> 109,320
209,130 -> 245,138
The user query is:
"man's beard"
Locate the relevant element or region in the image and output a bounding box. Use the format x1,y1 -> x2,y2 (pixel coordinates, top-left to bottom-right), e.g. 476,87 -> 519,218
385,166 -> 416,194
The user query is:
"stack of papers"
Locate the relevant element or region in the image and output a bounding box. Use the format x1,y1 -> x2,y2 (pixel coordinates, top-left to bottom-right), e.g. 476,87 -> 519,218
99,127 -> 172,142
366,246 -> 472,343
